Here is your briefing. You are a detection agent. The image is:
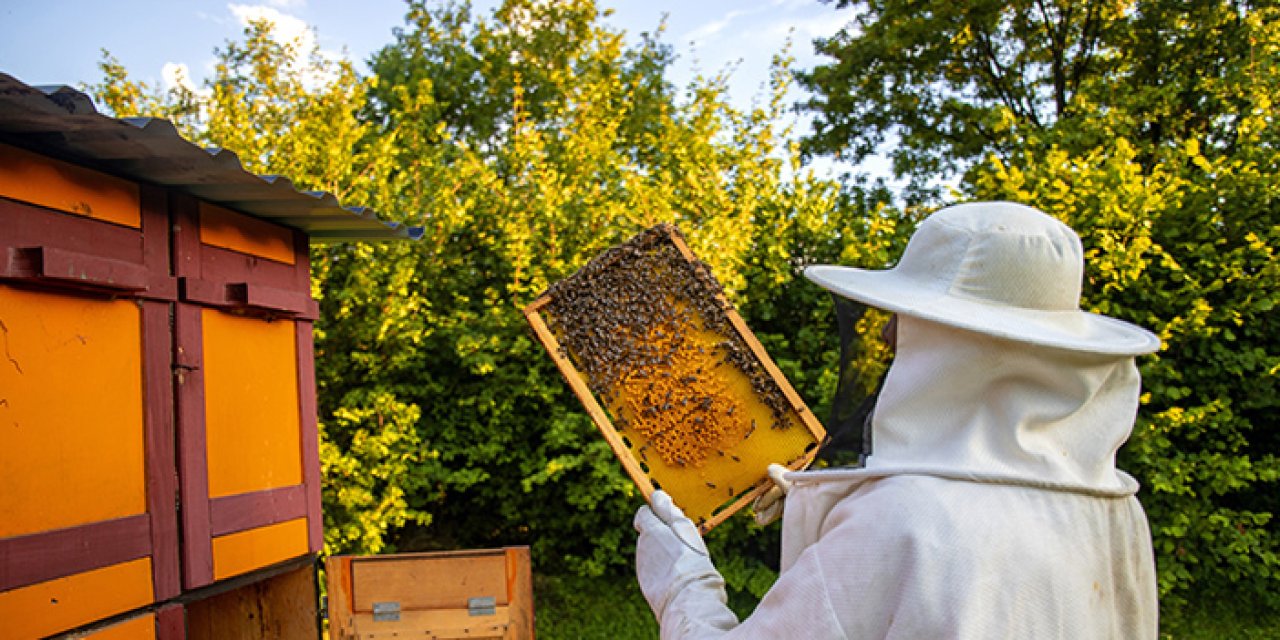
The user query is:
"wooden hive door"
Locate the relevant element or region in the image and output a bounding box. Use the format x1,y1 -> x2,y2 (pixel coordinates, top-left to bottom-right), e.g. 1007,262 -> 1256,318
171,196 -> 323,590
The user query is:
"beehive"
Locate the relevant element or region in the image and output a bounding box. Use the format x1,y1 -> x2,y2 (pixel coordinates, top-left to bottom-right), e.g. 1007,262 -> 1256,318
525,224 -> 825,531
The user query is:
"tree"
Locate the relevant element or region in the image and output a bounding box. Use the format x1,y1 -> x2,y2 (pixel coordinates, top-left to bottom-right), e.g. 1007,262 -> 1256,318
800,0 -> 1280,613
315,0 -> 908,584
87,0 -> 913,601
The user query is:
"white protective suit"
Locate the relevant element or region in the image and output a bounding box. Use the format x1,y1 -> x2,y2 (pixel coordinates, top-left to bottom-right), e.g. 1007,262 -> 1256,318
635,314 -> 1159,639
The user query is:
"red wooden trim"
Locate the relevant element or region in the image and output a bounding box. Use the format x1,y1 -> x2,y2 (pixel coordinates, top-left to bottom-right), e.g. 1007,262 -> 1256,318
180,278 -> 318,318
199,243 -> 308,294
0,196 -> 176,301
208,485 -> 309,538
156,603 -> 186,639
171,193 -> 201,279
296,320 -> 323,553
0,514 -> 151,591
175,303 -> 214,589
140,184 -> 177,300
4,245 -> 149,290
142,300 -> 181,601
292,228 -> 311,292
0,197 -> 140,264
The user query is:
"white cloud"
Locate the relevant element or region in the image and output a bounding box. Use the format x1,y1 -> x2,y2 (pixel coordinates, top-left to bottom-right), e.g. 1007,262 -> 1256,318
226,3 -> 341,88
229,4 -> 316,54
161,62 -> 212,97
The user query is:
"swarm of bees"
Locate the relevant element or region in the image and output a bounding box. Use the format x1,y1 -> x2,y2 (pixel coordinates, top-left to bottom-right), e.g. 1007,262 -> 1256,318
542,224 -> 794,470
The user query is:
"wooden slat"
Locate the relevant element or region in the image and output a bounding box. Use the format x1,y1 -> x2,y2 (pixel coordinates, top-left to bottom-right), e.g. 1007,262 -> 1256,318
352,551 -> 509,611
209,485 -> 308,537
325,555 -> 356,640
0,142 -> 141,228
0,558 -> 154,640
210,518 -> 309,582
523,308 -> 654,496
175,303 -> 214,589
198,202 -> 295,265
296,320 -> 324,553
350,607 -> 510,639
0,515 -> 151,591
142,300 -> 181,601
504,547 -> 534,639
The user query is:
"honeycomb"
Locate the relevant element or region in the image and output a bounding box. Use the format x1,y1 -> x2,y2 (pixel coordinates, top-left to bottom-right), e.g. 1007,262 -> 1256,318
525,224 -> 824,530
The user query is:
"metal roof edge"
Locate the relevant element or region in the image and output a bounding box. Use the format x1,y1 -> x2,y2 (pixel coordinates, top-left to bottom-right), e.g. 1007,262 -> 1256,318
1,72 -> 422,243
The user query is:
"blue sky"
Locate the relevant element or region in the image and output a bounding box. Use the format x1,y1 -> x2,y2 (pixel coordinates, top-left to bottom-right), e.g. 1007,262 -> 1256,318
0,1 -> 889,180
1,1 -> 847,110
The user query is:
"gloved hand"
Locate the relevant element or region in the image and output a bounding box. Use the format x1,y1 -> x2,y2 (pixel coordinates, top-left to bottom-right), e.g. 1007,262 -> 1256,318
751,463 -> 793,526
634,490 -> 727,624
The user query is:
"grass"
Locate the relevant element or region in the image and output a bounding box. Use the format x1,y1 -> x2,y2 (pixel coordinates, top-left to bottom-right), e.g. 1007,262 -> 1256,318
1159,598 -> 1280,640
534,572 -> 1280,640
535,572 -> 657,639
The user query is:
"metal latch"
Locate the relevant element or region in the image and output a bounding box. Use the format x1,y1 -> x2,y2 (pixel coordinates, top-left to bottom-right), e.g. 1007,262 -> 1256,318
372,601 -> 401,622
468,596 -> 496,616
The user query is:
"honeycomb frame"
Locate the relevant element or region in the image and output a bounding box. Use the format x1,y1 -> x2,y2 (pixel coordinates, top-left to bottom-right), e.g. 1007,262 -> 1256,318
524,224 -> 825,532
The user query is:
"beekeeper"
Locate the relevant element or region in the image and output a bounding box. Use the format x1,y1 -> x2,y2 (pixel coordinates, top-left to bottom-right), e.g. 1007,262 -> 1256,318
634,201 -> 1161,639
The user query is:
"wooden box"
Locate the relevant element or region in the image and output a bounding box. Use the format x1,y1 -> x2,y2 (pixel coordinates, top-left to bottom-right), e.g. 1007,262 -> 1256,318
0,143 -> 320,637
326,548 -> 534,640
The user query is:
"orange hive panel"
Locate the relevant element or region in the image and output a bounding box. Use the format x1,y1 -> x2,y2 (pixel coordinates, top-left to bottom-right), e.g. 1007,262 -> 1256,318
525,224 -> 825,531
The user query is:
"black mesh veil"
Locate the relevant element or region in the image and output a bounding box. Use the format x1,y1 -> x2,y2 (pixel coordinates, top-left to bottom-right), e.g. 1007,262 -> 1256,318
816,293 -> 886,465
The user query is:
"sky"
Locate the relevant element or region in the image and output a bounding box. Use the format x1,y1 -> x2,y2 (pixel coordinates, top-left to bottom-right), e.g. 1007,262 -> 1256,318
0,0 -> 881,178
1,1 -> 848,112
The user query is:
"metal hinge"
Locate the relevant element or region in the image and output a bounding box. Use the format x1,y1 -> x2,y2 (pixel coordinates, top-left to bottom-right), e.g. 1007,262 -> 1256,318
468,596 -> 496,616
372,601 -> 400,622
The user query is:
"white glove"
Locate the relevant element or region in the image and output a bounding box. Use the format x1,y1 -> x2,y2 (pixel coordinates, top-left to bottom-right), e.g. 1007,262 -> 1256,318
634,490 -> 737,634
752,463 -> 794,526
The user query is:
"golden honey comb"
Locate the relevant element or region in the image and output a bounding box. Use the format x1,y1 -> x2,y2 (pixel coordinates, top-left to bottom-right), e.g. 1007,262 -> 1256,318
524,224 -> 825,531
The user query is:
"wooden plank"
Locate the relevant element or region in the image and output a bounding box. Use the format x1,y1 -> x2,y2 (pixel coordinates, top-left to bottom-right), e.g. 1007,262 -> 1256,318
202,310 -> 302,499
198,201 -> 296,265
524,308 -> 653,495
155,603 -> 186,640
0,285 -> 147,538
0,515 -> 151,591
295,320 -> 324,552
350,607 -> 510,639
175,303 -> 214,589
142,299 -> 181,600
74,612 -> 158,639
139,184 -> 177,301
0,557 -> 153,640
0,196 -> 176,301
171,194 -> 202,279
0,141 -> 141,228
325,555 -> 356,640
210,518 -> 309,582
352,551 -> 510,611
186,560 -> 319,640
503,547 -> 534,640
209,485 -> 308,537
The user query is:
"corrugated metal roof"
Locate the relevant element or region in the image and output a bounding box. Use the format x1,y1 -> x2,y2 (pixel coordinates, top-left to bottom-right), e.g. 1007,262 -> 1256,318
0,73 -> 422,242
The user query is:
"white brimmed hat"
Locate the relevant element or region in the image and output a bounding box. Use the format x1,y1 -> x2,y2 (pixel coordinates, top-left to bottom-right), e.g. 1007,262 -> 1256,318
805,201 -> 1160,356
